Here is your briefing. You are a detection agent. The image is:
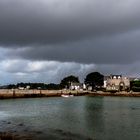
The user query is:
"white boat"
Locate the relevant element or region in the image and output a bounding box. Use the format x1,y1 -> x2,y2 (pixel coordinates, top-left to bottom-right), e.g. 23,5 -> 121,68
61,94 -> 74,98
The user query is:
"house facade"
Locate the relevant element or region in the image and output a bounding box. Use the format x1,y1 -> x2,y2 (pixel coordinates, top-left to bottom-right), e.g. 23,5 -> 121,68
104,75 -> 130,92
69,82 -> 86,90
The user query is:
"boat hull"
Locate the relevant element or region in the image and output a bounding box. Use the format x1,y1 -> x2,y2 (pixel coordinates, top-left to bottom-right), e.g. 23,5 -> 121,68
61,95 -> 74,98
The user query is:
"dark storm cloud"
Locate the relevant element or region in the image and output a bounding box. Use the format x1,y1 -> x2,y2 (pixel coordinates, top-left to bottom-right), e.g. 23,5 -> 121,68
5,30 -> 140,64
0,0 -> 140,45
1,0 -> 140,84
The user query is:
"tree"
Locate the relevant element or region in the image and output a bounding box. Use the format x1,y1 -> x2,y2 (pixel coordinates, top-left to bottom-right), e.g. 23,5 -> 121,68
130,80 -> 140,92
46,83 -> 61,90
60,75 -> 79,89
85,72 -> 104,90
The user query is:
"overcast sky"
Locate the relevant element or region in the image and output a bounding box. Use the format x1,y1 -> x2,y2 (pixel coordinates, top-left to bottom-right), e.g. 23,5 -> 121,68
0,0 -> 140,84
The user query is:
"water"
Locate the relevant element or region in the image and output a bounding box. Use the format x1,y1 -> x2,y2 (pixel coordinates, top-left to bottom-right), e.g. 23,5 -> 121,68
0,96 -> 139,140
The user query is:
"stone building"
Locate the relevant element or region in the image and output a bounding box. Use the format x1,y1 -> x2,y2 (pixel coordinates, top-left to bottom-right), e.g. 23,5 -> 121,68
104,75 -> 130,92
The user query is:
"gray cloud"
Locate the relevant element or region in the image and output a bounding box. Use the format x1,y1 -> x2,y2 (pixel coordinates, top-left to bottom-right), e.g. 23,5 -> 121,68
1,58 -> 140,84
0,0 -> 140,45
0,0 -> 140,84
0,59 -> 95,84
1,0 -> 140,65
5,30 -> 140,64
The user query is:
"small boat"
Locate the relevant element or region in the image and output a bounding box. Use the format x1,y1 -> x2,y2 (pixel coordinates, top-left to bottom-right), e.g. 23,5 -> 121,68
61,94 -> 74,98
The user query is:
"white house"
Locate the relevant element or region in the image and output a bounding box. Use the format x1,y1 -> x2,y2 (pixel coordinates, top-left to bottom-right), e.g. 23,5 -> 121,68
69,82 -> 86,90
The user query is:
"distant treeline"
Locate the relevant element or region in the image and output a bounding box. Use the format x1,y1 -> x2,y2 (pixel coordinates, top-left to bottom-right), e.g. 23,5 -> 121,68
1,83 -> 61,90
0,75 -> 82,90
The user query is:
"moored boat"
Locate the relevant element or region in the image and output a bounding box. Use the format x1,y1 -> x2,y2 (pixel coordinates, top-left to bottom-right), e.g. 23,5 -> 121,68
61,94 -> 74,98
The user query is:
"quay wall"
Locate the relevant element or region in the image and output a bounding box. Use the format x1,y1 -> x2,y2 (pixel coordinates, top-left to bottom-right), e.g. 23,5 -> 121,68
0,89 -> 140,99
0,89 -> 88,99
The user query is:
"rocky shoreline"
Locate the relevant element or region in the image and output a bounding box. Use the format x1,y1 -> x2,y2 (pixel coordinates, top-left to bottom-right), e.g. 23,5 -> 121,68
0,132 -> 30,140
88,92 -> 140,97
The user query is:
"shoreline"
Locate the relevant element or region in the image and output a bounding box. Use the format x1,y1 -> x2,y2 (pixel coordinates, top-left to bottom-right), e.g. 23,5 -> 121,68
88,92 -> 140,97
0,89 -> 140,99
0,89 -> 88,99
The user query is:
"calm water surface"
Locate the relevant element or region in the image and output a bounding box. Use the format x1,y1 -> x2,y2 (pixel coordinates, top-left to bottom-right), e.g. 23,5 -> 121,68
0,96 -> 139,140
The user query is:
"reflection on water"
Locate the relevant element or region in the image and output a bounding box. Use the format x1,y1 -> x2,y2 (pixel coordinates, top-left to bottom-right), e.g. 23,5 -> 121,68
0,97 -> 139,140
0,111 -> 10,120
84,97 -> 105,138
